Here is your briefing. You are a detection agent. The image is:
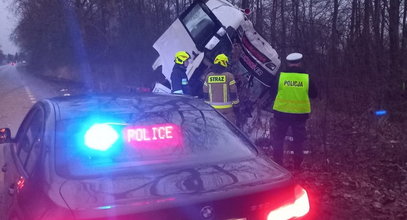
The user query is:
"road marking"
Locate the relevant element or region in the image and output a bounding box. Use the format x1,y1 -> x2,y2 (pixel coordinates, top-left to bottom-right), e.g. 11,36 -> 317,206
24,86 -> 37,103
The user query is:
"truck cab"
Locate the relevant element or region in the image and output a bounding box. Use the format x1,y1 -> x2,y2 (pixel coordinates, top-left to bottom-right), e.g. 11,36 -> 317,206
152,0 -> 280,109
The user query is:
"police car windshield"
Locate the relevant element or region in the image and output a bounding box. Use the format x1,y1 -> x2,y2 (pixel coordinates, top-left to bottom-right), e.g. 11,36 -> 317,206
55,109 -> 256,177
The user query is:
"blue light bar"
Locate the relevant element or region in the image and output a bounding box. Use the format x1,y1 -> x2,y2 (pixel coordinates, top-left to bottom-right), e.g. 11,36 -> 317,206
374,110 -> 387,116
84,124 -> 119,151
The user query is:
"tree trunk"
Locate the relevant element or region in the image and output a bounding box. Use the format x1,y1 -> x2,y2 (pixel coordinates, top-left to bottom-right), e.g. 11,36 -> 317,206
362,0 -> 372,75
280,0 -> 286,60
293,0 -> 300,50
372,0 -> 384,83
402,0 -> 407,82
330,0 -> 339,68
389,0 -> 400,76
269,0 -> 278,47
355,0 -> 361,37
401,0 -> 407,62
373,0 -> 381,48
381,0 -> 387,46
255,0 -> 263,34
242,0 -> 250,9
322,0 -> 339,161
362,0 -> 371,38
176,0 -> 180,16
308,0 -> 315,55
349,0 -> 357,42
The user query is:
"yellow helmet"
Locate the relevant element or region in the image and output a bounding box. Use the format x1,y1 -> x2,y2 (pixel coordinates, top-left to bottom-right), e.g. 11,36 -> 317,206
175,51 -> 190,64
214,54 -> 229,67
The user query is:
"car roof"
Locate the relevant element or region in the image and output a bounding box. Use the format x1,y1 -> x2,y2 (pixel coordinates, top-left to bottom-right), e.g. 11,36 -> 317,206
48,93 -> 214,120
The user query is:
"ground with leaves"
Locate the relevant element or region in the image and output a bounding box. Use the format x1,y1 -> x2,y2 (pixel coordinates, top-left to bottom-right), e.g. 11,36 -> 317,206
286,107 -> 407,219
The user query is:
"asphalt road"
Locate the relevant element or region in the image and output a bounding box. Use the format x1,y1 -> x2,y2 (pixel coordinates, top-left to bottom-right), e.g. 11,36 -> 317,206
0,63 -> 73,218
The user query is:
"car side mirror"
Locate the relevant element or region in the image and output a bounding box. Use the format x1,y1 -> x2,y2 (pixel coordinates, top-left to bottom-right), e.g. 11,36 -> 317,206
0,128 -> 11,144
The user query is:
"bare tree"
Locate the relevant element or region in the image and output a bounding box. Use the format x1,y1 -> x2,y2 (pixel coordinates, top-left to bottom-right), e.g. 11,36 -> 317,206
372,0 -> 383,77
242,0 -> 250,9
402,0 -> 407,68
330,0 -> 339,68
255,0 -> 263,34
269,0 -> 278,47
389,0 -> 400,76
280,0 -> 286,59
362,0 -> 372,75
292,0 -> 300,50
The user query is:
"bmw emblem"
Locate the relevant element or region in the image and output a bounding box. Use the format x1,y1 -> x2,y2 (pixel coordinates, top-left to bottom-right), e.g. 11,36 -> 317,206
200,206 -> 214,219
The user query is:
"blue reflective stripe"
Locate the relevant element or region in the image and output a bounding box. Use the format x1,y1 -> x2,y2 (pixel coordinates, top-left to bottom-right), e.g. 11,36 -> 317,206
181,78 -> 188,85
173,90 -> 183,94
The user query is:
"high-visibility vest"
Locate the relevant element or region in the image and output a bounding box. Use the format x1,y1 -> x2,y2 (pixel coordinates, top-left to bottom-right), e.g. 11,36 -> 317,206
273,72 -> 311,114
203,72 -> 239,109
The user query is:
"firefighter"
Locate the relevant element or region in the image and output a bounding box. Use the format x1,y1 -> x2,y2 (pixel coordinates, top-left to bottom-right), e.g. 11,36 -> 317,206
171,51 -> 191,95
203,54 -> 239,124
271,52 -> 318,169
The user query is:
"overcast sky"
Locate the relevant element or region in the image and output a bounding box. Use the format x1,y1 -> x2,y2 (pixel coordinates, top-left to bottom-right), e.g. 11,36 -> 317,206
0,0 -> 18,54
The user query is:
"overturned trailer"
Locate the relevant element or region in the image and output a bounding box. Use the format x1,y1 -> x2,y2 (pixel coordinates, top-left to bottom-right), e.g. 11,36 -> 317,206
152,0 -> 280,136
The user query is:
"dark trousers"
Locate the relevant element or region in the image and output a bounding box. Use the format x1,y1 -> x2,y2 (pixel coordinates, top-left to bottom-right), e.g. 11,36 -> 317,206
273,118 -> 306,167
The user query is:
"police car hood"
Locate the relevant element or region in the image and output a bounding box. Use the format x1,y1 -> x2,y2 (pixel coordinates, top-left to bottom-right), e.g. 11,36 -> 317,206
58,157 -> 291,217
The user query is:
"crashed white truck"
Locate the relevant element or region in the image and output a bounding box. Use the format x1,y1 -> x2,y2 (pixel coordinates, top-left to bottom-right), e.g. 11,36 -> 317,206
152,0 -> 280,140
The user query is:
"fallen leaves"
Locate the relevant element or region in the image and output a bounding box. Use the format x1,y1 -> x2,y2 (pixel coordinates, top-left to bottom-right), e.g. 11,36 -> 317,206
288,109 -> 407,219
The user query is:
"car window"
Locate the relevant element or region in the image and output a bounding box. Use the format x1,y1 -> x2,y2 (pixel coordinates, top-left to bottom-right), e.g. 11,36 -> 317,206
25,139 -> 43,175
181,3 -> 218,48
55,109 -> 257,177
16,107 -> 45,176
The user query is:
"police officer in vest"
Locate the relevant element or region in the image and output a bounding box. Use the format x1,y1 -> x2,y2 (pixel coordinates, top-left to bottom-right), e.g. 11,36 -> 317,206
203,54 -> 239,124
171,51 -> 191,95
271,52 -> 318,169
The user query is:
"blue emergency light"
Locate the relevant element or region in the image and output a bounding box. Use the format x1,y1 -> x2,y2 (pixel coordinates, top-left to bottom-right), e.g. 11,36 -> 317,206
374,110 -> 387,116
84,124 -> 119,151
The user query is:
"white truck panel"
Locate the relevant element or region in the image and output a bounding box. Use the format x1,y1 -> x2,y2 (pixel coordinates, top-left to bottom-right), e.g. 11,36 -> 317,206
206,0 -> 244,30
152,19 -> 199,82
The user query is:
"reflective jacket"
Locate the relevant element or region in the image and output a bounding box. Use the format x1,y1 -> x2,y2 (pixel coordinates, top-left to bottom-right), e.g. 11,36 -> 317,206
273,72 -> 311,114
270,67 -> 318,121
203,71 -> 239,109
170,64 -> 190,95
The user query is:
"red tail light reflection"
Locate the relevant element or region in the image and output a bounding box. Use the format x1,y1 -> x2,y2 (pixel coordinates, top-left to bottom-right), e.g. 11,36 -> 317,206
267,185 -> 310,220
16,176 -> 25,192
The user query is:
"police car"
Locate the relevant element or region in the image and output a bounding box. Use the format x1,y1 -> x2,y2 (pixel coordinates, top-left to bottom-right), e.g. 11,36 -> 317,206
0,94 -> 310,220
